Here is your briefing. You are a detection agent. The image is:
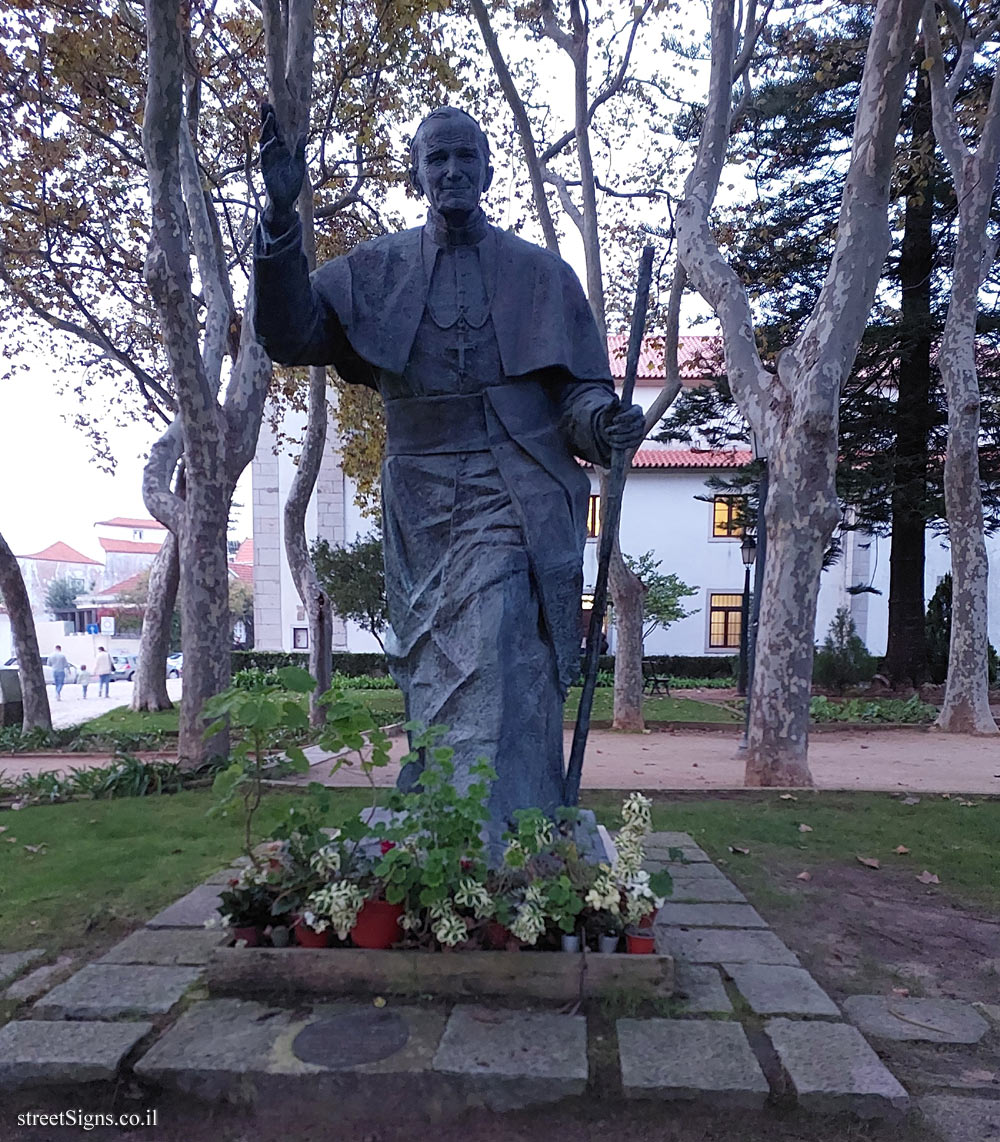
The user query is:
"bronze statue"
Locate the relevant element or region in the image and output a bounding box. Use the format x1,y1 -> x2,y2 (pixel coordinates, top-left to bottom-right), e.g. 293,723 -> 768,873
254,104 -> 644,835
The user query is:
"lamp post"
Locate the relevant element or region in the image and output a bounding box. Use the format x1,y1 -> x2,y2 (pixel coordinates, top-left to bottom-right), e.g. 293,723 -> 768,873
737,533 -> 757,696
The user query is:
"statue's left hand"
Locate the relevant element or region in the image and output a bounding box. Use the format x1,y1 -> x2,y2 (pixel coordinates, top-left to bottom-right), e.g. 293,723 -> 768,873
599,403 -> 646,452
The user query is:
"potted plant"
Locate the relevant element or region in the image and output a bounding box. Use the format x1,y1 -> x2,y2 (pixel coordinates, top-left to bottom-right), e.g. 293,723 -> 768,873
625,926 -> 657,954
217,876 -> 276,947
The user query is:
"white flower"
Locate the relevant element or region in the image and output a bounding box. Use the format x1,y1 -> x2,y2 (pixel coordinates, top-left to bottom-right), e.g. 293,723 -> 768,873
454,877 -> 493,917
510,903 -> 545,945
309,843 -> 342,875
584,870 -> 621,913
432,908 -> 467,947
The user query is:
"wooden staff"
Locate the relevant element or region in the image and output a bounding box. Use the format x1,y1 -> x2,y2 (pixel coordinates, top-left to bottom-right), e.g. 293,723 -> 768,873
564,245 -> 655,806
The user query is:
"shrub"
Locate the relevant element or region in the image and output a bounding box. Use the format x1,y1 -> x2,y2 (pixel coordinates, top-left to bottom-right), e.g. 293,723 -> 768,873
813,607 -> 877,692
925,574 -> 999,686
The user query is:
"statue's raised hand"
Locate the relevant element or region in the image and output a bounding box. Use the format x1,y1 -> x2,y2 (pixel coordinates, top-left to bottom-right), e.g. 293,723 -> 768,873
259,101 -> 306,222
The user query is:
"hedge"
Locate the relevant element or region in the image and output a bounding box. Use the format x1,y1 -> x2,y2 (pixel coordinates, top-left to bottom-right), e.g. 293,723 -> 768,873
233,650 -> 736,681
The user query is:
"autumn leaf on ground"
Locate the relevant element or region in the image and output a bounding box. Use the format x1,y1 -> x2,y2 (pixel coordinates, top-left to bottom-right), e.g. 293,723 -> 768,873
4,837 -> 16,844
958,799 -> 977,808
798,824 -> 813,833
0,826 -> 6,834
728,845 -> 750,855
857,856 -> 881,870
916,870 -> 940,885
779,794 -> 797,801
894,845 -> 910,855
901,796 -> 921,806
23,844 -> 46,854
941,793 -> 951,800
892,987 -> 910,997
796,871 -> 812,882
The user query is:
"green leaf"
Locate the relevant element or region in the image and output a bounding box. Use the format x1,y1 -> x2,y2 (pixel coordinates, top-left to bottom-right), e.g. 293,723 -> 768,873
284,746 -> 310,774
276,665 -> 317,693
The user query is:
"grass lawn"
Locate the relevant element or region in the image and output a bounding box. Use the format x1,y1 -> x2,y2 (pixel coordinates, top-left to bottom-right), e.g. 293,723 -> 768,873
0,787 -> 372,956
589,789 -> 1000,911
75,686 -> 736,739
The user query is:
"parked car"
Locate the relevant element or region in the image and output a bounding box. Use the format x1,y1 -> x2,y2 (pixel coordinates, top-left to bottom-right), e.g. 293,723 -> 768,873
3,656 -> 80,685
167,653 -> 183,678
110,654 -> 138,682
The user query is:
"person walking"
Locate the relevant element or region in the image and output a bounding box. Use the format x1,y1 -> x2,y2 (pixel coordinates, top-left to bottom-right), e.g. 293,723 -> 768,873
78,665 -> 91,699
48,644 -> 69,701
94,646 -> 113,698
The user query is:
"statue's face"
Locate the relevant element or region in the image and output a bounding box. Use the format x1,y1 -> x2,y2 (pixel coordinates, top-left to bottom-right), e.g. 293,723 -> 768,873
412,118 -> 493,221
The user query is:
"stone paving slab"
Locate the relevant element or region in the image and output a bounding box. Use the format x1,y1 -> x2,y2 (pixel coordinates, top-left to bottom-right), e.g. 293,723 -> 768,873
654,927 -> 799,966
672,964 -> 733,1015
5,956 -> 76,1003
202,868 -> 242,886
645,838 -> 711,863
657,903 -> 766,928
843,995 -> 990,1044
98,928 -> 229,967
667,877 -> 748,904
0,1019 -> 152,1090
146,884 -> 223,929
765,1018 -> 909,1119
661,861 -> 737,879
920,1095 -> 1000,1141
0,949 -> 45,987
617,1018 -> 768,1107
723,964 -> 839,1017
433,1006 -> 588,1111
32,963 -> 203,1020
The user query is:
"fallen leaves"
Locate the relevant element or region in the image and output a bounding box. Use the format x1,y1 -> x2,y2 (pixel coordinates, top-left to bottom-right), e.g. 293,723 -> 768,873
857,855 -> 881,870
916,870 -> 940,885
728,845 -> 750,855
796,871 -> 812,882
958,799 -> 978,808
894,845 -> 910,855
798,823 -> 813,833
891,987 -> 910,998
23,844 -> 46,854
779,793 -> 797,801
901,796 -> 921,806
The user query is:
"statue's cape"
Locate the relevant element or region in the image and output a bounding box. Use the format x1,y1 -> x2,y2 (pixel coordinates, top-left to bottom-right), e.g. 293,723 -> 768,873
311,225 -> 612,385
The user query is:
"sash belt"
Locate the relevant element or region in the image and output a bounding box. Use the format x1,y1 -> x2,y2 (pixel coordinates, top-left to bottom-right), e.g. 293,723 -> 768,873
384,382 -> 557,457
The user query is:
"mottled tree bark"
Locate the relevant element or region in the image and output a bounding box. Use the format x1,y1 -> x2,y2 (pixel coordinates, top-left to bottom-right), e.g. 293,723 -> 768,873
0,529 -> 51,732
678,0 -> 923,784
923,2 -> 1000,734
130,530 -> 179,712
142,0 -> 271,766
609,531 -> 646,732
884,59 -> 934,687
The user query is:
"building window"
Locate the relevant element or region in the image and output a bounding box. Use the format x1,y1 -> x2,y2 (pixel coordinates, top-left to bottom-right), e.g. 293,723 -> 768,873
587,495 -> 601,538
708,593 -> 743,649
132,529 -> 144,541
292,627 -> 309,649
712,495 -> 747,538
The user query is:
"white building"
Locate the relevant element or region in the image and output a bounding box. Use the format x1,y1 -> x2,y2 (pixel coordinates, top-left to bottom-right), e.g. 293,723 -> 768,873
250,335 -> 1000,658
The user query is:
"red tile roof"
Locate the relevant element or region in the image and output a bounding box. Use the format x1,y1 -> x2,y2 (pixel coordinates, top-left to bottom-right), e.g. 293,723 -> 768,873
96,516 -> 167,529
101,570 -> 149,597
607,334 -> 725,386
20,541 -> 101,565
232,538 -> 253,564
230,562 -> 254,584
631,448 -> 752,469
99,537 -> 163,555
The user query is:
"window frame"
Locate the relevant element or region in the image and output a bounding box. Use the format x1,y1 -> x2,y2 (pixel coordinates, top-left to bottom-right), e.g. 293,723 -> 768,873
706,590 -> 744,651
711,495 -> 747,540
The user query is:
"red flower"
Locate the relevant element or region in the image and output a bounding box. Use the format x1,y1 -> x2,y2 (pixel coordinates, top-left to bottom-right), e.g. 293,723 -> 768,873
228,878 -> 239,887
460,858 -> 473,871
379,841 -> 396,855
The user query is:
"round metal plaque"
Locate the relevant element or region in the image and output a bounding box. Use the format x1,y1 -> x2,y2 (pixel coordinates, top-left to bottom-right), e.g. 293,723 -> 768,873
291,1010 -> 410,1068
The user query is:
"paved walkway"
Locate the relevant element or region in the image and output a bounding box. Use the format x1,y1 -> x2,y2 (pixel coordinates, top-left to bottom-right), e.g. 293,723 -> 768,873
293,725 -> 1000,794
46,678 -> 183,729
7,717 -> 1000,793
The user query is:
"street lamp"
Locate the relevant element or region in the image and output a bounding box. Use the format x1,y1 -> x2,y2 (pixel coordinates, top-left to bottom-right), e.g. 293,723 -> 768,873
737,533 -> 757,696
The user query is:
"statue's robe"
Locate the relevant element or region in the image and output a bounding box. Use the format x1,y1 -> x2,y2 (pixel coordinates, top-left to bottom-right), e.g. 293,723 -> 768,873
254,210 -> 615,831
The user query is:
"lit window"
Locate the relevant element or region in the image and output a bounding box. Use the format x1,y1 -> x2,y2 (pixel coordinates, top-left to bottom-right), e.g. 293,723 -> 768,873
587,495 -> 601,538
708,593 -> 743,649
292,627 -> 309,649
712,496 -> 746,538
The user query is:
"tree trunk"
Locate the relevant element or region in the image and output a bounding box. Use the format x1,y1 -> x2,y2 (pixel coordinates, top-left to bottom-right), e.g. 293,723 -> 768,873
884,57 -> 933,686
176,486 -> 233,765
609,538 -> 645,732
935,225 -> 998,733
745,416 -> 839,784
0,529 -> 51,732
131,530 -> 179,712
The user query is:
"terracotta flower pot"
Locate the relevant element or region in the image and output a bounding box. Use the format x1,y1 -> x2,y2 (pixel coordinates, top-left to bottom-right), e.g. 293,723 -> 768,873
351,900 -> 404,949
638,911 -> 656,930
232,925 -> 263,947
293,918 -> 332,948
625,930 -> 656,954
